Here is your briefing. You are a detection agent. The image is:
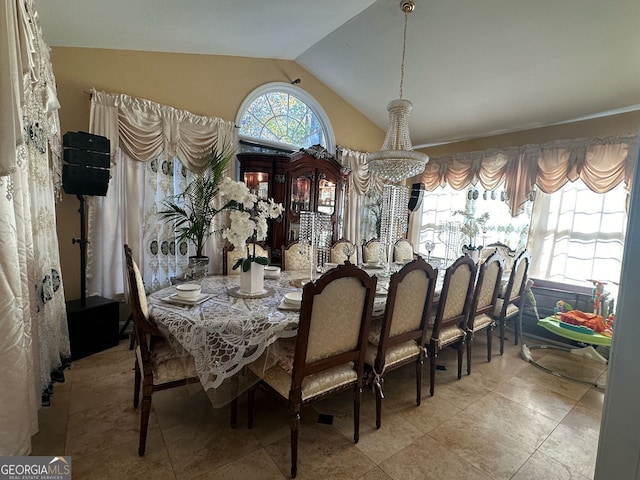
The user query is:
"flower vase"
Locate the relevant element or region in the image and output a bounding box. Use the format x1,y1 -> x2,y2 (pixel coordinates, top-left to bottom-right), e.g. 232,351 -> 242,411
462,246 -> 481,263
187,256 -> 209,279
240,262 -> 265,295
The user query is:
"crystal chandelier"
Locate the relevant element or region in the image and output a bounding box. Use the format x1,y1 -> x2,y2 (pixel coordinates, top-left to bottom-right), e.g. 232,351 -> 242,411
367,0 -> 428,183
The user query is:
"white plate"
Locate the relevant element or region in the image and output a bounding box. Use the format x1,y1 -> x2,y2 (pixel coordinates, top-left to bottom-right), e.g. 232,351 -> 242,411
278,298 -> 300,311
161,293 -> 211,305
284,291 -> 302,306
366,263 -> 384,269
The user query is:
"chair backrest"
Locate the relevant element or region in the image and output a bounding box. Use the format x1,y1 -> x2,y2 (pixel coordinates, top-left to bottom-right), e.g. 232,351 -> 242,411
468,251 -> 504,329
362,238 -> 382,264
224,243 -> 270,275
375,257 -> 437,372
393,239 -> 414,263
281,242 -> 311,271
479,242 -> 516,271
431,255 -> 477,341
290,263 -> 377,390
500,249 -> 531,311
124,244 -> 162,361
330,239 -> 358,264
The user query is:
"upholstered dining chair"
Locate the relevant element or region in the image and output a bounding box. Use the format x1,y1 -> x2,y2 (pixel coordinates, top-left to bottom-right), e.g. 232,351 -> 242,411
466,251 -> 505,374
494,249 -> 531,354
124,244 -> 202,455
426,254 -> 477,396
223,242 -> 270,275
329,238 -> 358,264
364,257 -> 437,428
362,238 -> 383,264
246,263 -> 377,478
393,238 -> 414,263
281,241 -> 311,271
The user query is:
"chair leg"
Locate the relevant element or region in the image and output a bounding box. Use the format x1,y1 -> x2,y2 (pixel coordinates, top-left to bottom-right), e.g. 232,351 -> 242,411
133,359 -> 141,408
138,394 -> 152,456
487,325 -> 493,362
457,342 -> 463,380
416,354 -> 423,406
354,384 -> 362,443
428,345 -> 437,396
466,333 -> 473,375
247,385 -> 255,429
230,397 -> 237,429
499,318 -> 505,355
289,404 -> 301,479
375,382 -> 382,430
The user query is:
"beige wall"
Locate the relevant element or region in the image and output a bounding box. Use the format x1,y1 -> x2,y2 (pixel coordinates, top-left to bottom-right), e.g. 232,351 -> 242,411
51,46 -> 640,300
420,110 -> 640,158
51,47 -> 385,300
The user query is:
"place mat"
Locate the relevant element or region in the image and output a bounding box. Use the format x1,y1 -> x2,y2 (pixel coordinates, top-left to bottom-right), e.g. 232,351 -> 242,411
278,298 -> 300,311
289,278 -> 311,288
227,286 -> 276,299
161,293 -> 212,306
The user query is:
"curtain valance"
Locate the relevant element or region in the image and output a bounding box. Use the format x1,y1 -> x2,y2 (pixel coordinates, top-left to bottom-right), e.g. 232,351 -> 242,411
89,89 -> 235,171
421,136 -> 637,216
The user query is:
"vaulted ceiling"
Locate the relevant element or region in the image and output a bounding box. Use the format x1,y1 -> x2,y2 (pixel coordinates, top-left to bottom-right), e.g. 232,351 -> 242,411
34,0 -> 640,147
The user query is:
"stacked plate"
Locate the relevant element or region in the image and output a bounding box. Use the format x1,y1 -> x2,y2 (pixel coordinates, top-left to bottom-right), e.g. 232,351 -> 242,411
283,291 -> 302,308
264,265 -> 281,279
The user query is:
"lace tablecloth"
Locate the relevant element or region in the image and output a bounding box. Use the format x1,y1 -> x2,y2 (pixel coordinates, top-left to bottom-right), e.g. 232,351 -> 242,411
148,269 -> 389,406
148,272 -> 307,390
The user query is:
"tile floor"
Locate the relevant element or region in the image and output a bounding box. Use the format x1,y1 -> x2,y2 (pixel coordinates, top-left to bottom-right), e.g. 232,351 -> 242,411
31,332 -> 607,479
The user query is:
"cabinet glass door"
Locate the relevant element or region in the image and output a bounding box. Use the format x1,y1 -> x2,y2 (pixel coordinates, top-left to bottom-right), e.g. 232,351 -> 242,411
317,178 -> 336,215
290,175 -> 312,213
243,172 -> 270,198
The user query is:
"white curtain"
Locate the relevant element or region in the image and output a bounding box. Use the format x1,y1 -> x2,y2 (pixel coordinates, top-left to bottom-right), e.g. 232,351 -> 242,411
87,90 -> 237,299
339,147 -> 382,246
0,0 -> 70,455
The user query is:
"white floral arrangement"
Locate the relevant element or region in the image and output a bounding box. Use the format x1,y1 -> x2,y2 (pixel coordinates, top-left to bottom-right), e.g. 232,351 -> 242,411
219,177 -> 284,271
453,210 -> 489,250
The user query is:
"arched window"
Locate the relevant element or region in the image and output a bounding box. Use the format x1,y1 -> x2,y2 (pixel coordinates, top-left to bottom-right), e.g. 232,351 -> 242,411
236,82 -> 335,152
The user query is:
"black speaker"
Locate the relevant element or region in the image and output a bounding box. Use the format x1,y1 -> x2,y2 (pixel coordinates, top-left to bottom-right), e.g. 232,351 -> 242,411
62,131 -> 110,196
408,182 -> 424,211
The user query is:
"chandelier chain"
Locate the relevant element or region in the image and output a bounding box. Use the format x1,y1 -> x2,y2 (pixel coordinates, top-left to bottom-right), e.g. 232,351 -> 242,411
399,8 -> 408,99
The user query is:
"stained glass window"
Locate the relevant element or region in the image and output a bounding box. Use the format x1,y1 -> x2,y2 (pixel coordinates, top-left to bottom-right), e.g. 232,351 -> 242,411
237,83 -> 334,151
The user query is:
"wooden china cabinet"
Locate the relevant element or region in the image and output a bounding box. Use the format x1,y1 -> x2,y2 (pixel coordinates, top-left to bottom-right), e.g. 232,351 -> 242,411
237,145 -> 348,265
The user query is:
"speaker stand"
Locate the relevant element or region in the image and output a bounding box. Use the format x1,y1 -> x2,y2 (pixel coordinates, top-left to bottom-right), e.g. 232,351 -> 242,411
72,194 -> 89,306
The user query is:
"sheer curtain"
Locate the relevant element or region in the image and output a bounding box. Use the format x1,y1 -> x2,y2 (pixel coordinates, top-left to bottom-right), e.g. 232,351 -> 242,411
87,90 -> 237,299
0,0 -> 70,455
420,136 -> 636,286
339,147 -> 382,246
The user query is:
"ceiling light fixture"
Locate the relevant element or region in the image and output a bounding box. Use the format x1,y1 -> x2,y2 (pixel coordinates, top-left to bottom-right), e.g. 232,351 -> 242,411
367,0 -> 428,183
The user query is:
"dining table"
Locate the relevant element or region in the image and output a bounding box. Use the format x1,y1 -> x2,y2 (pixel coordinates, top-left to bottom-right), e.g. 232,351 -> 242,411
147,266 -> 390,406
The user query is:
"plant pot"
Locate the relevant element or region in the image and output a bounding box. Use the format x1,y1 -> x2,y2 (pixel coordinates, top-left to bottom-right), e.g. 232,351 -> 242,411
188,256 -> 209,279
462,246 -> 481,263
240,262 -> 265,295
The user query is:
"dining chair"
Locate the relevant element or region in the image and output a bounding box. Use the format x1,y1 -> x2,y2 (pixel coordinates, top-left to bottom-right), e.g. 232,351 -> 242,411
494,249 -> 531,354
281,241 -> 311,271
426,254 -> 477,396
466,251 -> 504,374
364,257 -> 437,428
223,242 -> 270,275
362,238 -> 383,264
246,263 -> 377,478
393,238 -> 414,263
123,244 -> 202,455
329,238 -> 358,264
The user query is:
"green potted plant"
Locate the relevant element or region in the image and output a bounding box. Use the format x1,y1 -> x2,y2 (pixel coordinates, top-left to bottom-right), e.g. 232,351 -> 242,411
159,141 -> 235,276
